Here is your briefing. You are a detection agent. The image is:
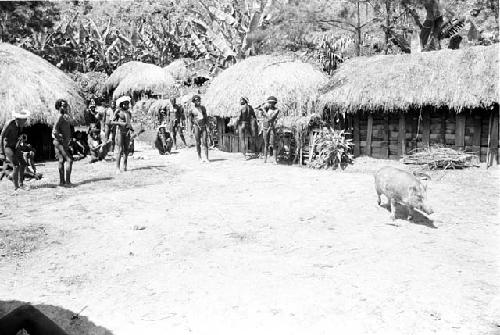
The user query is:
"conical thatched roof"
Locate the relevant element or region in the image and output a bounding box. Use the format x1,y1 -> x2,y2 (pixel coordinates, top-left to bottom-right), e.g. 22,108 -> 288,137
0,43 -> 85,126
319,44 -> 499,113
103,61 -> 150,95
204,55 -> 329,118
112,62 -> 178,100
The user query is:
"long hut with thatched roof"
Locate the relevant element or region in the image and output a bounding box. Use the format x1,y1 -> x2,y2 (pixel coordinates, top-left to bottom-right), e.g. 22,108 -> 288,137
204,54 -> 329,153
103,61 -> 178,101
0,43 -> 85,160
319,44 -> 499,164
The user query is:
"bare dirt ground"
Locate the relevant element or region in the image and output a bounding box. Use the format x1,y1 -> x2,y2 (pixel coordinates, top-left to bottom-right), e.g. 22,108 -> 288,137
0,142 -> 499,335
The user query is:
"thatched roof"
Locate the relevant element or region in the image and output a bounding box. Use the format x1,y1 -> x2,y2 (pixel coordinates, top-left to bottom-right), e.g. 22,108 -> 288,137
204,55 -> 329,118
319,44 -> 499,113
103,61 -> 150,95
0,43 -> 85,126
112,62 -> 178,100
164,59 -> 193,82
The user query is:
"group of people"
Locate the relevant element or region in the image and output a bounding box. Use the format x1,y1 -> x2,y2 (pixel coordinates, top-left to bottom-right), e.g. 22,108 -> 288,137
234,95 -> 281,163
0,95 -> 138,193
0,93 -> 282,193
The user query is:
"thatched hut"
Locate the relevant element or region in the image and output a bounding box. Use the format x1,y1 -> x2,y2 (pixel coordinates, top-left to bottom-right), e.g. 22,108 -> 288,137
112,63 -> 177,100
204,55 -> 329,153
103,61 -> 149,95
319,44 -> 499,164
0,43 -> 85,160
103,61 -> 178,100
164,59 -> 193,83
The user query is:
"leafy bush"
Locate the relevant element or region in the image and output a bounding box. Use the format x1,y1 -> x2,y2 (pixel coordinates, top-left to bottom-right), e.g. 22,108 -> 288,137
309,128 -> 353,169
70,71 -> 108,102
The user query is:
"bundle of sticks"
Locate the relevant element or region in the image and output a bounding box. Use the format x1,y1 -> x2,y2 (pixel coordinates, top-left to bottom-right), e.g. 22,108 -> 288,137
401,145 -> 480,170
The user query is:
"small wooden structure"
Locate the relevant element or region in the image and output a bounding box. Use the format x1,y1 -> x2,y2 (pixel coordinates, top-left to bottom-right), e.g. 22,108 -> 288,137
204,54 -> 328,155
319,45 -> 499,164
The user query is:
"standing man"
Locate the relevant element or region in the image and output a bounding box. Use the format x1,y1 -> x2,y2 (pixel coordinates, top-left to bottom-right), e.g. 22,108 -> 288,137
259,96 -> 281,164
0,109 -> 30,191
235,97 -> 257,159
111,96 -> 132,173
170,98 -> 187,150
189,95 -> 209,162
52,99 -> 73,186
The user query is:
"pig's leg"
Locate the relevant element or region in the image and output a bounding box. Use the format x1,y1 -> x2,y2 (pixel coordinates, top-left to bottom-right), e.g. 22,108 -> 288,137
376,191 -> 381,206
390,198 -> 397,220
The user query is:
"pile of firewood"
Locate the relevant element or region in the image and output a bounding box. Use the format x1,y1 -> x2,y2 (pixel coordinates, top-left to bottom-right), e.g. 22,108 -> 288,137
401,145 -> 479,169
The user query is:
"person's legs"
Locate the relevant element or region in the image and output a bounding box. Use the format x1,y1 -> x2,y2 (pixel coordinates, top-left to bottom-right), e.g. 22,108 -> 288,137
271,127 -> 278,164
115,132 -> 123,172
202,126 -> 209,161
238,123 -> 247,157
59,145 -> 73,185
263,127 -> 270,163
250,119 -> 258,154
179,125 -> 187,146
4,147 -> 20,189
0,304 -> 68,335
18,152 -> 26,187
122,135 -> 130,172
194,125 -> 202,159
170,122 -> 177,149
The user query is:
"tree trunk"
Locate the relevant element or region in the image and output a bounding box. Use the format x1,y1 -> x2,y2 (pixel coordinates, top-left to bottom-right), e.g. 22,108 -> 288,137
384,1 -> 391,54
356,0 -> 361,56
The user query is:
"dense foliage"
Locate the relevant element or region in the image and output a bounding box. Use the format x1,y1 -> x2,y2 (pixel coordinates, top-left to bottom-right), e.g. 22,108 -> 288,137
1,0 -> 497,75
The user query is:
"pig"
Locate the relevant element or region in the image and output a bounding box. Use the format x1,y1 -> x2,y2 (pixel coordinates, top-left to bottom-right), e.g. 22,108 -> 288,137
374,166 -> 434,220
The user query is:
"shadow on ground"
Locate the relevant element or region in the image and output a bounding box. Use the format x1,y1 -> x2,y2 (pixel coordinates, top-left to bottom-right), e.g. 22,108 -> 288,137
0,300 -> 113,335
31,177 -> 114,190
380,203 -> 437,228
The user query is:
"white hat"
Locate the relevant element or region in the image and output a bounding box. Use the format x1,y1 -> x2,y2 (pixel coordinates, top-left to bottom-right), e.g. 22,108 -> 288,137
116,96 -> 131,106
158,122 -> 168,131
12,109 -> 30,119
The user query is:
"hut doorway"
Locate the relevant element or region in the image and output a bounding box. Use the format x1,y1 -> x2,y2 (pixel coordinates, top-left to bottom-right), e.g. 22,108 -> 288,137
23,124 -> 54,162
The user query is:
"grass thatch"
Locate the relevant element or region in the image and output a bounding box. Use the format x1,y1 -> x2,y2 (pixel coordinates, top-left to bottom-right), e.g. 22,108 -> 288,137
0,43 -> 85,126
204,55 -> 329,118
319,44 -> 499,113
164,59 -> 193,82
103,61 -> 151,95
112,62 -> 178,100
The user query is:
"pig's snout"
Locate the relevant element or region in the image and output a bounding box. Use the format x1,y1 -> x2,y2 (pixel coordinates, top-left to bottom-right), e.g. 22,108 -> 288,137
421,204 -> 434,215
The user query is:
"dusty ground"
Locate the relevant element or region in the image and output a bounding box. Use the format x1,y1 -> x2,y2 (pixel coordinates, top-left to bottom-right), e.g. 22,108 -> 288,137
0,142 -> 499,335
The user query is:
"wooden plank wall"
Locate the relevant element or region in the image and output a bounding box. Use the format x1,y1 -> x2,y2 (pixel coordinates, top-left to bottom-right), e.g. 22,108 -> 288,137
352,107 -> 499,163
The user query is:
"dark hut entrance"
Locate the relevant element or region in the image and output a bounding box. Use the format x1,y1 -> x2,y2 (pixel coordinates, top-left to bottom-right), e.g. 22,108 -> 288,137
23,124 -> 55,161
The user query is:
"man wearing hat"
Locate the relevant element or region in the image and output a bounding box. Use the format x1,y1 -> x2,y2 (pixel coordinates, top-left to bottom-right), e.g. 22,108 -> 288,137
52,99 -> 73,186
259,96 -> 281,164
0,109 -> 30,191
111,95 -> 133,173
235,97 -> 257,159
189,95 -> 209,162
